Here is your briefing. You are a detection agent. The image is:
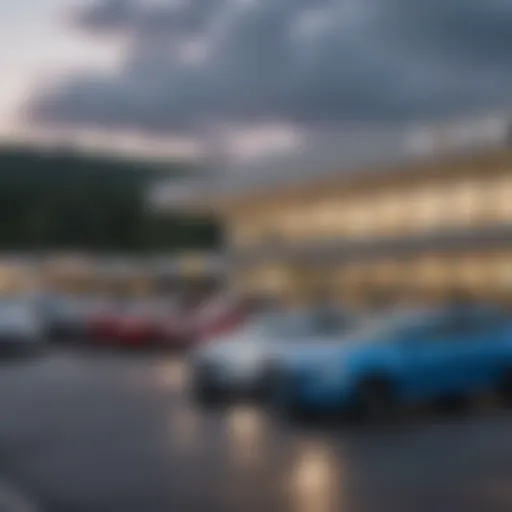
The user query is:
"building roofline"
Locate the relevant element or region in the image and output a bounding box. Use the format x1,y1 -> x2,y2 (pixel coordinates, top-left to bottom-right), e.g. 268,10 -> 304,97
154,113 -> 512,212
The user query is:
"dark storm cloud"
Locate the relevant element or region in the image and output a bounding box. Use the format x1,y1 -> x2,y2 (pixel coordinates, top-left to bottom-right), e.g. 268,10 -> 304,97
73,0 -> 135,33
74,0 -> 226,36
28,0 -> 512,135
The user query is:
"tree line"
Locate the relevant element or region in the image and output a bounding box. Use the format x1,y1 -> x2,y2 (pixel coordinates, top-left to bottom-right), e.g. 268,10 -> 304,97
0,146 -> 220,252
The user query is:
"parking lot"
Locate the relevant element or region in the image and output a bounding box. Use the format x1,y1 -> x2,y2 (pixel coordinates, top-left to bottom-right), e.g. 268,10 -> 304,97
0,349 -> 511,512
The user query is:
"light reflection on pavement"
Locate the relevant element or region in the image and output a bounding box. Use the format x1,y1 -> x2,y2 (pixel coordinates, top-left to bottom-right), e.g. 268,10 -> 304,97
288,439 -> 344,512
153,357 -> 187,391
226,406 -> 268,468
0,351 -> 511,512
170,402 -> 201,456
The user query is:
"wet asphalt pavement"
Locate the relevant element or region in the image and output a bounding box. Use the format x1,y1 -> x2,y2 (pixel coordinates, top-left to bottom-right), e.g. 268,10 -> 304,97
1,349 -> 512,512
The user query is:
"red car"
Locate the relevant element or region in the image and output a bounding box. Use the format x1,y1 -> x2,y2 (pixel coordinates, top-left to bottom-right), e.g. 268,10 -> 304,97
86,300 -> 122,343
87,296 -> 251,350
191,296 -> 251,343
157,297 -> 250,351
114,302 -> 166,346
86,300 -> 162,346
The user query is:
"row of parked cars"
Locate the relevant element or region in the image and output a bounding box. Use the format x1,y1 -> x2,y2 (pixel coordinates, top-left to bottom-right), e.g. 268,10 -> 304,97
188,302 -> 512,421
46,293 -> 250,348
0,292 -> 250,354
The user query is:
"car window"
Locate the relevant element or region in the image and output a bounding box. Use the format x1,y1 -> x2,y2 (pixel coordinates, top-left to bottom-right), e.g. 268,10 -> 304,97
241,311 -> 342,340
403,307 -> 511,341
343,308 -> 434,343
308,311 -> 346,336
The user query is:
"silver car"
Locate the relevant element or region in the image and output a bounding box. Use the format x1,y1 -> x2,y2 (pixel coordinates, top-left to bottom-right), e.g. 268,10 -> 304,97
189,308 -> 350,404
0,297 -> 43,353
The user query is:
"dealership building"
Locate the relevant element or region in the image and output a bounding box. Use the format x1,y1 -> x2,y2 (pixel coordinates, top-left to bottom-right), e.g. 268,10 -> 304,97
157,116 -> 512,306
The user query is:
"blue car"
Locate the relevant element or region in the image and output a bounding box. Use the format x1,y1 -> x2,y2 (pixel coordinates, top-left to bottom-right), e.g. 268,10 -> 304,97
277,305 -> 512,419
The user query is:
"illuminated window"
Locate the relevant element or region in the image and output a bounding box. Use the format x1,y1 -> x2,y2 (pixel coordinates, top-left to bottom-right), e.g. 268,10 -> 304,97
453,255 -> 489,290
230,223 -> 254,247
346,199 -> 374,237
372,260 -> 401,286
315,200 -> 343,237
259,266 -> 290,293
376,191 -> 405,234
231,217 -> 271,247
413,256 -> 448,288
339,262 -> 369,288
489,174 -> 512,223
280,210 -> 300,238
445,179 -> 483,227
413,185 -> 446,230
280,208 -> 313,240
494,255 -> 512,290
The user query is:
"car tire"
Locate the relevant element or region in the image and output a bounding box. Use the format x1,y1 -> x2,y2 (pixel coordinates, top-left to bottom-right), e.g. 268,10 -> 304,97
497,367 -> 512,406
432,394 -> 469,416
276,380 -> 317,424
354,375 -> 397,423
191,377 -> 224,406
257,362 -> 283,403
284,401 -> 316,424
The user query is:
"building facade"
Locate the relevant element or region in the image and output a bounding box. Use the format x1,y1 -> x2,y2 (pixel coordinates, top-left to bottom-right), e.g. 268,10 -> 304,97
160,119 -> 512,306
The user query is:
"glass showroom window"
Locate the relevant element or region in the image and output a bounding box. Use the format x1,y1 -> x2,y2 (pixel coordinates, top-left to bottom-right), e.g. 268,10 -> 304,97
447,179 -> 484,227
239,216 -> 274,247
376,190 -> 406,235
453,255 -> 489,292
287,208 -> 314,240
259,266 -> 290,294
411,255 -> 449,293
347,198 -> 375,237
278,208 -> 298,240
231,222 -> 254,248
343,201 -> 358,236
259,212 -> 288,244
315,200 -> 344,237
372,260 -> 402,287
493,255 -> 512,291
412,184 -> 447,232
339,262 -> 368,291
489,174 -> 512,224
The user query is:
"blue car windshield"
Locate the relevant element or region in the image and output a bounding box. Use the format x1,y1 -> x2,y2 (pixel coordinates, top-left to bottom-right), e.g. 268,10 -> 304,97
343,308 -> 435,344
242,310 -> 344,340
345,305 -> 510,344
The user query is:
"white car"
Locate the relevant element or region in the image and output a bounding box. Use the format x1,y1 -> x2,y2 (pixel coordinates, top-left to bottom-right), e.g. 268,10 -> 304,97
189,308 -> 351,403
0,298 -> 44,352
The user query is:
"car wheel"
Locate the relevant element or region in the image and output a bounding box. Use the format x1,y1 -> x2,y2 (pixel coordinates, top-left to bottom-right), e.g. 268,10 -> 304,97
282,401 -> 315,424
191,377 -> 224,406
276,380 -> 317,424
497,367 -> 512,406
354,376 -> 397,422
257,363 -> 283,402
432,394 -> 469,416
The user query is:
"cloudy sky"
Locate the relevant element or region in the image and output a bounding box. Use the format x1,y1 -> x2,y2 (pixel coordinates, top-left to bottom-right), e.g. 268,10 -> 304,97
3,0 -> 512,159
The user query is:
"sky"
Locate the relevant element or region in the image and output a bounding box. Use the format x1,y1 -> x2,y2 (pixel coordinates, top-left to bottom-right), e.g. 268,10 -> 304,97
3,0 -> 512,162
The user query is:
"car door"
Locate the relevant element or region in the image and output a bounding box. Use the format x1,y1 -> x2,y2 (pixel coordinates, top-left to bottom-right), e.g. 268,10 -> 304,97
443,310 -> 512,391
400,310 -> 508,401
397,314 -> 475,401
